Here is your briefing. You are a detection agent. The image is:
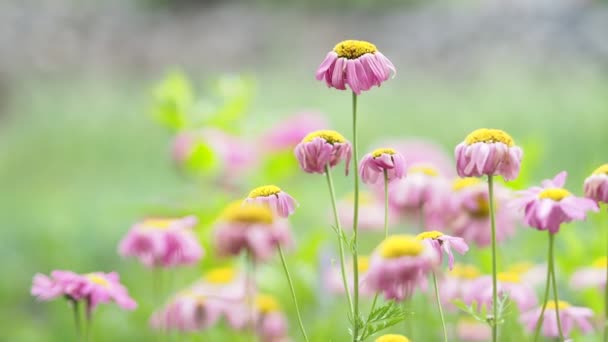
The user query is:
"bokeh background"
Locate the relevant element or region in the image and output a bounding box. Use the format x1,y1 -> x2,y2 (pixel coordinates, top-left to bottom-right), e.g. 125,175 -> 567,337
2,0 -> 608,340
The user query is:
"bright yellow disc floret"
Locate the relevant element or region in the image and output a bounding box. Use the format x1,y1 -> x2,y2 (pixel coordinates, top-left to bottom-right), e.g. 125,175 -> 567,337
497,272 -> 521,283
416,230 -> 444,240
204,267 -> 236,284
371,148 -> 397,158
256,294 -> 280,314
221,201 -> 274,224
374,334 -> 411,342
464,128 -> 515,147
546,300 -> 571,310
333,40 -> 378,59
248,185 -> 282,198
452,177 -> 482,191
451,264 -> 481,279
302,130 -> 347,144
380,235 -> 424,258
592,164 -> 608,175
538,188 -> 571,201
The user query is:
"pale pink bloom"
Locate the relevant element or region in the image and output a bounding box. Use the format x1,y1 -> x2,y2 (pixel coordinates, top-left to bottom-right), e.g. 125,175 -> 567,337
570,257 -> 607,290
456,318 -> 491,341
150,291 -> 224,332
464,272 -> 537,312
255,295 -> 290,342
506,262 -> 547,289
244,185 -> 298,218
584,164 -> 608,204
261,112 -> 329,152
359,148 -> 406,185
365,235 -> 437,301
118,216 -> 203,268
439,264 -> 481,311
377,138 -> 455,177
516,171 -> 598,234
294,130 -> 352,175
416,231 -> 469,270
324,256 -> 374,297
455,128 -> 523,181
337,192 -> 396,232
521,301 -> 594,338
316,40 -> 395,95
82,272 -> 137,312
31,270 -> 87,301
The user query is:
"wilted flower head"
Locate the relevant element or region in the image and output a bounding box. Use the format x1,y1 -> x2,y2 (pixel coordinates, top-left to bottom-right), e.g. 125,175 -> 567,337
316,40 -> 395,95
455,128 -> 522,181
245,185 -> 298,218
584,164 -> 608,204
521,300 -> 594,338
262,112 -> 329,152
337,192 -> 395,232
359,148 -> 406,185
374,334 -> 410,342
118,216 -> 203,268
464,272 -> 537,312
294,130 -> 352,175
516,171 -> 598,233
570,256 -> 607,290
416,231 -> 469,270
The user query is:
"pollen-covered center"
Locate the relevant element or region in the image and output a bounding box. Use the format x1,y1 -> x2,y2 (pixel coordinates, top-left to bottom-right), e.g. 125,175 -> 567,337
538,188 -> 571,201
333,40 -> 377,59
450,264 -> 480,279
453,177 -> 482,191
249,185 -> 282,198
593,164 -> 608,175
371,148 -> 397,158
408,165 -> 439,177
546,300 -> 571,310
380,235 -> 424,258
416,231 -> 444,240
143,218 -> 174,230
204,267 -> 236,284
497,272 -> 521,283
87,274 -> 110,287
302,130 -> 346,145
256,294 -> 280,314
357,256 -> 370,273
222,202 -> 274,224
593,257 -> 607,268
464,128 -> 514,147
375,334 -> 411,342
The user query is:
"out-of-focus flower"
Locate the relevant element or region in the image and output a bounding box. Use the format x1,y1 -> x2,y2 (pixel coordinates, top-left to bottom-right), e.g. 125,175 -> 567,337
365,235 -> 437,301
374,334 -> 410,342
584,164 -> 608,204
516,171 -> 598,234
507,262 -> 546,288
456,318 -> 491,341
294,130 -> 352,175
255,294 -> 289,342
378,138 -> 454,177
570,256 -> 607,290
214,202 -> 292,262
316,40 -> 395,95
324,256 -> 374,297
455,128 -> 523,181
118,216 -> 203,268
440,264 -> 481,310
31,270 -> 87,301
448,177 -> 517,247
464,272 -> 537,312
360,148 -> 406,185
416,231 -> 468,270
337,192 -> 395,232
521,300 -> 594,338
82,272 -> 137,312
244,185 -> 298,218
150,291 -> 223,332
261,112 -> 329,152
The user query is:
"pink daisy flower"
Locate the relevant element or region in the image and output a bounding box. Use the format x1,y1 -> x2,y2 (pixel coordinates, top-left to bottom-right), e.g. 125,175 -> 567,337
365,235 -> 437,301
315,40 -> 395,95
416,231 -> 469,270
82,272 -> 137,312
439,264 -> 481,311
244,185 -> 298,218
337,192 -> 396,232
31,270 -> 88,301
456,318 -> 491,341
464,272 -> 537,312
516,171 -> 598,233
521,300 -> 594,338
213,202 -> 292,262
261,111 -> 329,152
359,148 -> 406,185
584,164 -> 608,204
455,128 -> 523,181
375,138 -> 455,177
324,256 -> 374,297
294,130 -> 352,175
570,256 -> 607,290
255,295 -> 289,342
150,291 -> 224,332
118,216 -> 203,268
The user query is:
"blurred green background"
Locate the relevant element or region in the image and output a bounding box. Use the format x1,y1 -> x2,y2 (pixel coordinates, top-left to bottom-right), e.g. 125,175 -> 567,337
1,0 -> 608,341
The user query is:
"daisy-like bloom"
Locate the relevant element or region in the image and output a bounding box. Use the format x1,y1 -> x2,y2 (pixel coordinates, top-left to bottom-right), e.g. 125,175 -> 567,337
244,185 -> 298,218
448,177 -> 517,247
337,192 -> 395,232
324,256 -> 374,297
213,202 -> 292,262
374,334 -> 410,342
389,164 -> 449,214
294,130 -> 352,175
455,128 -> 523,181
315,40 -> 395,95
584,164 -> 608,204
516,171 -> 598,233
507,262 -> 547,288
82,272 -> 137,312
521,300 -> 594,338
359,148 -> 406,185
150,290 -> 224,332
118,216 -> 203,268
31,270 -> 87,301
570,256 -> 607,290
440,264 -> 481,311
365,235 -> 437,301
416,231 -> 469,270
255,294 -> 289,342
464,272 -> 537,312
261,111 -> 329,152
456,318 -> 491,341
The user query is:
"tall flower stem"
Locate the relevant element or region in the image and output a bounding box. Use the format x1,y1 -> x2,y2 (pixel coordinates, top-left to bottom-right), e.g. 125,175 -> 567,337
70,299 -> 82,341
432,272 -> 448,342
351,91 -> 361,341
245,252 -> 257,341
383,170 -> 389,238
487,175 -> 498,342
277,244 -> 310,342
604,212 -> 608,342
324,164 -> 353,314
549,233 -> 564,340
532,231 -> 553,342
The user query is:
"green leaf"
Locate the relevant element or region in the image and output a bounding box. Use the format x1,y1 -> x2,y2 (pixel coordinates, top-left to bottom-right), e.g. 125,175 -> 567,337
151,70 -> 194,131
185,140 -> 218,174
359,301 -> 410,340
206,75 -> 255,132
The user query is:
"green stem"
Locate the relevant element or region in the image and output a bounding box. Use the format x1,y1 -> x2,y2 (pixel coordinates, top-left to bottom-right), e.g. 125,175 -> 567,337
71,299 -> 82,341
383,169 -> 389,238
549,234 -> 564,340
532,232 -> 553,342
487,175 -> 498,342
351,92 -> 361,341
245,252 -> 257,341
432,272 -> 448,342
605,212 -> 608,342
324,164 -> 354,314
277,244 -> 310,342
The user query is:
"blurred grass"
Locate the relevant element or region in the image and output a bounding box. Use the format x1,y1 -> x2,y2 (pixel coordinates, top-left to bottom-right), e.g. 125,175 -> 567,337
1,65 -> 607,340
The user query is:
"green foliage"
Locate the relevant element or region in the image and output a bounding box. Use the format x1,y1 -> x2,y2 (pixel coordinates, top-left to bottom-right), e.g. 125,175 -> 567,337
151,70 -> 194,131
357,301 -> 410,341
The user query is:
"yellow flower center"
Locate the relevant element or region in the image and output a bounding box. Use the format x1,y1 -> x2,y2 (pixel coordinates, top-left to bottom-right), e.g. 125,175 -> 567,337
358,256 -> 370,273
374,334 -> 411,342
453,177 -> 482,191
538,188 -> 571,201
507,262 -> 534,274
497,272 -> 521,283
593,257 -> 608,268
416,230 -> 444,240
380,235 -> 424,258
87,274 -> 110,287
593,164 -> 608,175
546,300 -> 571,310
464,128 -> 515,147
471,195 -> 491,218
221,202 -> 274,224
143,218 -> 174,230
408,165 -> 439,177
248,185 -> 282,198
333,40 -> 378,59
256,294 -> 280,314
302,130 -> 346,145
204,267 -> 236,284
450,264 -> 481,279
371,148 -> 397,158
